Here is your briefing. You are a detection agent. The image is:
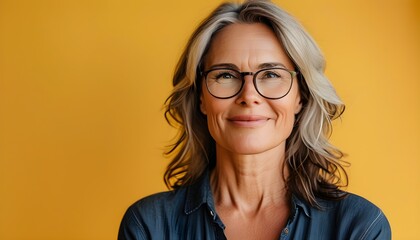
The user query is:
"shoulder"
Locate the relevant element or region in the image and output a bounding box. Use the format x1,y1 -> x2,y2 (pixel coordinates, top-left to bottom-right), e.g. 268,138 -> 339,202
322,193 -> 391,239
129,188 -> 186,213
118,189 -> 188,240
124,188 -> 188,221
130,188 -> 187,215
336,193 -> 382,214
336,193 -> 389,225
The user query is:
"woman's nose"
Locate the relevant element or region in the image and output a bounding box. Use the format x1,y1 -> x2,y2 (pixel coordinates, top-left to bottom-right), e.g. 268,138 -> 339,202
235,76 -> 262,105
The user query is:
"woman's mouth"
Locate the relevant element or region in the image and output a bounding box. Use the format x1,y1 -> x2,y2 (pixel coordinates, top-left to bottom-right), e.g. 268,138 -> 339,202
227,115 -> 270,127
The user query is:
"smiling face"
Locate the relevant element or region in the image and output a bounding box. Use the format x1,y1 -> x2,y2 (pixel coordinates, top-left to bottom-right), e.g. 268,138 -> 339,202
200,23 -> 302,156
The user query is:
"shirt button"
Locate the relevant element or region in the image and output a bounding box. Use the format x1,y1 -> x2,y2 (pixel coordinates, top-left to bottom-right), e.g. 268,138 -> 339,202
283,228 -> 289,234
209,210 -> 214,217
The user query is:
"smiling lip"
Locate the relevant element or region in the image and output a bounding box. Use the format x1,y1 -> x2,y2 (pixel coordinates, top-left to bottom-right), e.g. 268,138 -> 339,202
227,115 -> 270,127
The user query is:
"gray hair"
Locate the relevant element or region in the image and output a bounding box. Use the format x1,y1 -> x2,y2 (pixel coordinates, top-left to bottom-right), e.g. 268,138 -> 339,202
164,0 -> 347,207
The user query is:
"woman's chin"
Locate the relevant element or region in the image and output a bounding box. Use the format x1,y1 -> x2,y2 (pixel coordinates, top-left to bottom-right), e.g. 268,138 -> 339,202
225,142 -> 285,156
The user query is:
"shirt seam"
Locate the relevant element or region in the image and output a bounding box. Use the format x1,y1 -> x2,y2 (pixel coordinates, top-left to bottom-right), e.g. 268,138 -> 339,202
359,209 -> 383,240
128,207 -> 148,238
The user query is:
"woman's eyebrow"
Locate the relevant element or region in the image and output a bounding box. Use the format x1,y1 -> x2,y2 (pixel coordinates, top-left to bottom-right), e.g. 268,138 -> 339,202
207,63 -> 239,70
258,62 -> 286,69
207,62 -> 287,71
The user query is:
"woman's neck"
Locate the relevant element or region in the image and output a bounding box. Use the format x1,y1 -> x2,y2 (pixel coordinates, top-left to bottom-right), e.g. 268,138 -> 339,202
210,144 -> 289,213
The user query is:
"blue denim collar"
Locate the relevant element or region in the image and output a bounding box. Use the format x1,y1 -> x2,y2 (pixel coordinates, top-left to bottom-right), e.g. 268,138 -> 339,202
291,194 -> 311,218
184,169 -> 312,220
184,170 -> 215,215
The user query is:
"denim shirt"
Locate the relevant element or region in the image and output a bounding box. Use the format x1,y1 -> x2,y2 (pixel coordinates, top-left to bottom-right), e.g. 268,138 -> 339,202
118,171 -> 391,240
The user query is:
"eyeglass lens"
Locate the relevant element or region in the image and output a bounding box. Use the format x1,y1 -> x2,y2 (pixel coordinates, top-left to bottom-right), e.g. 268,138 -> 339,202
205,68 -> 293,99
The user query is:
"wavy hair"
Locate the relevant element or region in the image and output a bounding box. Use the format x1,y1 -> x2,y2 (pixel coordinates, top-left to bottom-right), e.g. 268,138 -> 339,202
163,0 -> 348,208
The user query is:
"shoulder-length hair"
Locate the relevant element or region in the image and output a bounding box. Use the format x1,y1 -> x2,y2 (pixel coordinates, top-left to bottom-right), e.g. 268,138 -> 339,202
163,0 -> 347,208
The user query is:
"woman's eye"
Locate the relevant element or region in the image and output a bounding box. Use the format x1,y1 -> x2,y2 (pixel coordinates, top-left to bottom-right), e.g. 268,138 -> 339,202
216,72 -> 236,79
264,72 -> 280,78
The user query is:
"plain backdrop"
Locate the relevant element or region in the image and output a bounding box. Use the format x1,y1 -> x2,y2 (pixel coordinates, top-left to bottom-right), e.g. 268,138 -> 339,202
0,0 -> 419,239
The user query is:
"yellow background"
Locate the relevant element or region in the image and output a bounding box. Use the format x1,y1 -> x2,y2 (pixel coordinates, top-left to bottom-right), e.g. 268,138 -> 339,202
0,0 -> 418,239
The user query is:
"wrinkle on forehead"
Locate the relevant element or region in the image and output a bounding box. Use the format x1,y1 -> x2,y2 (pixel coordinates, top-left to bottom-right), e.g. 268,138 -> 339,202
204,23 -> 294,72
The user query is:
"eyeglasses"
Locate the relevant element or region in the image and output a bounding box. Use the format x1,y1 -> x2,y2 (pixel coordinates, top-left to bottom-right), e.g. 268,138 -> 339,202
202,67 -> 298,99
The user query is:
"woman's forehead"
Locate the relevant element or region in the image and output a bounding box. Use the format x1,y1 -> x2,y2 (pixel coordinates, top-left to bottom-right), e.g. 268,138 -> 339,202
204,23 -> 293,70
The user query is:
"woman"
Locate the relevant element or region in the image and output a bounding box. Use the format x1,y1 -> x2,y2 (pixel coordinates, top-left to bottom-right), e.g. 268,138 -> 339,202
119,1 -> 391,239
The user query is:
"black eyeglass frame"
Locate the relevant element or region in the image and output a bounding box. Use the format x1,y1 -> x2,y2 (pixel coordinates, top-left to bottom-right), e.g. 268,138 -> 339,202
202,67 -> 298,100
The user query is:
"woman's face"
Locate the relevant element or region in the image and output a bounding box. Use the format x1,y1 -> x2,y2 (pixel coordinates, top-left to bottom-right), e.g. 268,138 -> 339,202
200,23 -> 302,155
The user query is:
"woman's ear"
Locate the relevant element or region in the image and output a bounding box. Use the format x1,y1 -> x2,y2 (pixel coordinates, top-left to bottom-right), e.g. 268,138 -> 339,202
200,94 -> 207,115
294,94 -> 303,115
